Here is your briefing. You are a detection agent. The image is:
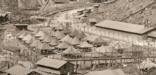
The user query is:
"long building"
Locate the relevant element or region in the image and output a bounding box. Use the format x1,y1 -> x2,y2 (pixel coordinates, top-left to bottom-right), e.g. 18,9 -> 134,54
95,20 -> 156,46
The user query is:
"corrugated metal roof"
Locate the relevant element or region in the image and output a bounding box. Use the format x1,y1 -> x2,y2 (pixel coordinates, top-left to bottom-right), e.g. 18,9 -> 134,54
36,58 -> 67,69
96,20 -> 155,34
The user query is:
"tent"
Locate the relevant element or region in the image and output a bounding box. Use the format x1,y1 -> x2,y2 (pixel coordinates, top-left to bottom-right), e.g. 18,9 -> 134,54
62,27 -> 71,34
63,46 -> 81,54
42,35 -> 52,43
16,30 -> 27,38
35,31 -> 45,38
5,65 -> 31,75
38,33 -> 48,41
3,37 -> 21,52
71,37 -> 80,45
70,30 -> 80,37
22,34 -> 33,44
56,42 -> 70,49
31,28 -> 40,35
78,41 -> 93,48
37,43 -> 52,50
30,40 -> 41,48
49,37 -> 59,46
40,28 -> 53,34
18,31 -> 28,39
76,31 -> 86,39
63,46 -> 81,58
60,35 -> 73,43
18,61 -> 34,69
54,31 -> 65,39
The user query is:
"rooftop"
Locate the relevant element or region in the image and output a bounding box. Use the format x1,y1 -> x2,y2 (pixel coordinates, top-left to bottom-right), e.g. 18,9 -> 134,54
148,31 -> 156,38
14,24 -> 29,26
96,20 -> 155,34
36,58 -> 68,69
5,65 -> 30,75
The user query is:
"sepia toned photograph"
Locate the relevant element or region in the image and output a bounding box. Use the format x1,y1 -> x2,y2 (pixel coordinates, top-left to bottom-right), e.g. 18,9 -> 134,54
0,0 -> 156,75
